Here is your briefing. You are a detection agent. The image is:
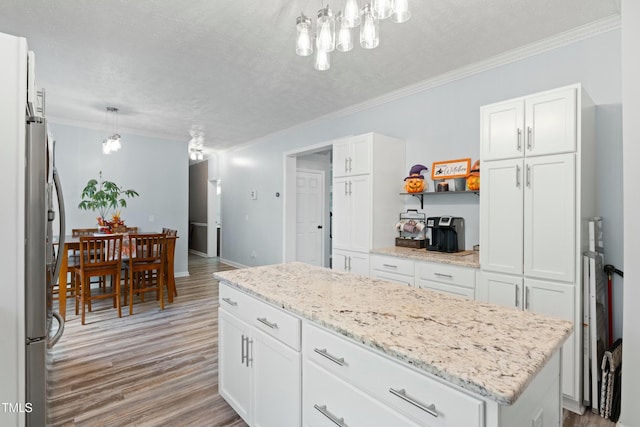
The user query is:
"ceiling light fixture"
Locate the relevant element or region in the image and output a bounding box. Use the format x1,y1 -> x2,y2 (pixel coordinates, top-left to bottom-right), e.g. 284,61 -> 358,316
189,148 -> 204,161
295,0 -> 410,71
102,107 -> 121,155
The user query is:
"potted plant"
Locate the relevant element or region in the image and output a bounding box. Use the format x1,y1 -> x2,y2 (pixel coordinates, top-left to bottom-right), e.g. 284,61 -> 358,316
78,171 -> 139,233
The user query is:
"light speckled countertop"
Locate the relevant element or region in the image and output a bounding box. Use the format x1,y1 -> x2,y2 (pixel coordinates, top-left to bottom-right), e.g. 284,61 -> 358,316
371,246 -> 480,268
214,262 -> 571,405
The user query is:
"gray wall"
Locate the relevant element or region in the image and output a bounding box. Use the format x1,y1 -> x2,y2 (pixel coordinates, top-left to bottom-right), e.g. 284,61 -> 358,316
50,122 -> 190,275
220,29 -> 624,338
189,160 -> 208,253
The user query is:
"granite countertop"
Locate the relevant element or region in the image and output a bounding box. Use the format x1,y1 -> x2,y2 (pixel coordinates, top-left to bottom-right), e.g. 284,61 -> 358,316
371,246 -> 480,268
214,262 -> 572,405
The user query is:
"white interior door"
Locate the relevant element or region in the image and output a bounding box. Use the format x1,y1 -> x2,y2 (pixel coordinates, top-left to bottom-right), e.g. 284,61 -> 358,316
296,169 -> 324,266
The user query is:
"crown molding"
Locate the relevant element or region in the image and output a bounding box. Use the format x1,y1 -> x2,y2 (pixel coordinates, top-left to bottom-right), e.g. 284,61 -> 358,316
226,14 -> 621,153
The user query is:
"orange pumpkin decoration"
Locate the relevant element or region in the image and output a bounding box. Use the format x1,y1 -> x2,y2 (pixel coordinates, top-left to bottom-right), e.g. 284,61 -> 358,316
403,164 -> 429,193
467,160 -> 480,191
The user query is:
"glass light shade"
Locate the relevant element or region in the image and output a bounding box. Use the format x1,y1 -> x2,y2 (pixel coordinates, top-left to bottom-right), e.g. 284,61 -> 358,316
336,14 -> 353,52
372,0 -> 393,19
314,45 -> 331,71
109,135 -> 121,151
102,139 -> 112,155
391,0 -> 410,23
190,151 -> 197,161
343,0 -> 361,28
360,4 -> 380,49
296,14 -> 313,56
316,6 -> 335,53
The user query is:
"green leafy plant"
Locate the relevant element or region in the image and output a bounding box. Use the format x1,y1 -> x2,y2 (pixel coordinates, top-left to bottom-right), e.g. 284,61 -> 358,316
78,171 -> 139,221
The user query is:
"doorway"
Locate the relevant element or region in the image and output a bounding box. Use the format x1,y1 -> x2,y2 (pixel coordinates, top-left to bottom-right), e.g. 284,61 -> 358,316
283,143 -> 333,268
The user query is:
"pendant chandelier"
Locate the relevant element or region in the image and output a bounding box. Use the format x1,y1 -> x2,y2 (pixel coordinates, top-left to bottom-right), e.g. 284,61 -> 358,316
296,0 -> 410,71
102,107 -> 122,154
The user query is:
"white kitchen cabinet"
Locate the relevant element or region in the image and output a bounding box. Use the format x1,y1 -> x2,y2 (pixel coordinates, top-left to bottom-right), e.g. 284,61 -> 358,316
218,309 -> 252,423
369,254 -> 415,286
481,86 -> 577,161
415,261 -> 477,299
479,83 -> 595,412
218,284 -> 301,427
332,133 -> 405,272
333,133 -> 372,177
332,249 -> 370,276
333,175 -> 370,253
481,153 -> 575,282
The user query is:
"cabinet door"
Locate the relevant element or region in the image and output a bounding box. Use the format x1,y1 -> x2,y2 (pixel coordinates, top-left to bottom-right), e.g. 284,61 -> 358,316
331,249 -> 350,272
481,98 -> 524,160
525,278 -> 577,400
331,177 -> 350,250
480,271 -> 523,310
480,158 -> 524,275
525,87 -> 576,156
253,328 -> 301,427
219,309 -> 251,423
348,175 -> 371,253
349,134 -> 371,176
332,139 -> 351,177
347,252 -> 370,276
524,154 -> 575,282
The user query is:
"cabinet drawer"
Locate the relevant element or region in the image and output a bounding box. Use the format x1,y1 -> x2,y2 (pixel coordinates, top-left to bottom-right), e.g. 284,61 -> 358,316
246,296 -> 301,351
220,282 -> 301,351
303,360 -> 420,427
370,270 -> 414,286
370,254 -> 415,276
416,262 -> 476,288
416,279 -> 475,300
219,282 -> 254,320
303,322 -> 483,427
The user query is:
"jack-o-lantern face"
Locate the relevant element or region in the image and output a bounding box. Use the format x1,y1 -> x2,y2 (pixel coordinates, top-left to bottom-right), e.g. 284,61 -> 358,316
404,174 -> 425,193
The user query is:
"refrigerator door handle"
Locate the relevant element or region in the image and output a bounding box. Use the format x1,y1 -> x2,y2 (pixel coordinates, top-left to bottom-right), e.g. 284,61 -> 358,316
48,311 -> 64,349
51,167 -> 65,284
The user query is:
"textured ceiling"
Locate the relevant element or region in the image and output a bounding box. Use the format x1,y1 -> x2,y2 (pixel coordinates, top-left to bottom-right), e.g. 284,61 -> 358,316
0,0 -> 620,151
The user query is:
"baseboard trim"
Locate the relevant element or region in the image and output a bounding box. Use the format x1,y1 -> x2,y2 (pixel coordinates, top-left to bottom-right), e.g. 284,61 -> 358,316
174,271 -> 189,278
219,258 -> 248,269
189,249 -> 211,258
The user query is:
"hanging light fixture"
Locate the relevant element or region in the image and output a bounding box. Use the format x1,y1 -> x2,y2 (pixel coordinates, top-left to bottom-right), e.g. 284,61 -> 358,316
102,107 -> 121,155
189,148 -> 204,161
295,0 -> 410,70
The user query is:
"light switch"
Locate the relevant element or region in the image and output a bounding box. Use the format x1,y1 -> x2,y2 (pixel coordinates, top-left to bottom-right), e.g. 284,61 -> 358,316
250,190 -> 257,200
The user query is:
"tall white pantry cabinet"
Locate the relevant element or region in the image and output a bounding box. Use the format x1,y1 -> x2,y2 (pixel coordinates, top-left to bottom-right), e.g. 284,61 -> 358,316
332,133 -> 405,275
478,84 -> 595,413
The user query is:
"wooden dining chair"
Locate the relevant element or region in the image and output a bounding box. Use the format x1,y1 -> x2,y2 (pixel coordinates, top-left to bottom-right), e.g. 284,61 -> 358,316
162,228 -> 178,299
73,234 -> 123,325
125,226 -> 139,234
125,233 -> 167,315
72,228 -> 98,236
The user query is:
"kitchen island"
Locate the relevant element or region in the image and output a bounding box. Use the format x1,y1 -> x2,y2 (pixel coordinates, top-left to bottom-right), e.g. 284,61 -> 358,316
215,262 -> 572,427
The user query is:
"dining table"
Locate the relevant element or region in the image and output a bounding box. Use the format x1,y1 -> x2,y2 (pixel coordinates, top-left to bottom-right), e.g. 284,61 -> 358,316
55,233 -> 178,321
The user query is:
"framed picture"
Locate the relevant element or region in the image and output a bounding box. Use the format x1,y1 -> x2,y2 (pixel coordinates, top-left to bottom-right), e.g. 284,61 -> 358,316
431,158 -> 471,180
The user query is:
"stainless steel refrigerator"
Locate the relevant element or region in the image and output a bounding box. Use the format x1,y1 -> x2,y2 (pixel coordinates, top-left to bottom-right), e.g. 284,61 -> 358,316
23,52 -> 67,427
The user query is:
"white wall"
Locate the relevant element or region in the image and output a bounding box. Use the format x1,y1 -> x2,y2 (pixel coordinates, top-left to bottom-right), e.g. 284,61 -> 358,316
619,1 -> 639,426
49,122 -> 189,275
220,29 -> 625,337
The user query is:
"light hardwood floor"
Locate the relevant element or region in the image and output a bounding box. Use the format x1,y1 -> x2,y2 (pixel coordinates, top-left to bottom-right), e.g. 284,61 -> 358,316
50,255 -> 615,427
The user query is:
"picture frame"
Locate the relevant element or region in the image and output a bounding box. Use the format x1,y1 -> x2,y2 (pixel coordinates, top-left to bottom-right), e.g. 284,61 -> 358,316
431,158 -> 471,180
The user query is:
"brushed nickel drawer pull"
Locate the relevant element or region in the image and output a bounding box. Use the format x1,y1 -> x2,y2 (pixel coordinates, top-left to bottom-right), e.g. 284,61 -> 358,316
222,297 -> 237,306
389,388 -> 438,418
344,158 -> 348,173
527,126 -> 532,150
257,317 -> 278,329
517,128 -> 522,151
434,272 -> 453,279
516,164 -> 521,187
314,348 -> 346,366
314,404 -> 348,427
382,264 -> 398,269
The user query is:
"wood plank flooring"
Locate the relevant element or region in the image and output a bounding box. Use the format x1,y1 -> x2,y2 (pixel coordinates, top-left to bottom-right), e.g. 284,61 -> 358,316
49,255 -> 615,427
49,255 -> 247,427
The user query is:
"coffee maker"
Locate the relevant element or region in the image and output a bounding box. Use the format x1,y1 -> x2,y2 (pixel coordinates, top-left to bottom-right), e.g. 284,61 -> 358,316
426,216 -> 465,253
